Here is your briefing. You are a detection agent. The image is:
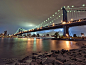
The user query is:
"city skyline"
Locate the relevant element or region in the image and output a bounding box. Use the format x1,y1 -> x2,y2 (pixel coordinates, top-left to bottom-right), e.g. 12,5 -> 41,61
0,0 -> 86,35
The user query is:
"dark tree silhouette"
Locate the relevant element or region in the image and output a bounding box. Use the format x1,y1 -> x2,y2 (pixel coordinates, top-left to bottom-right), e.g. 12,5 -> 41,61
54,32 -> 59,38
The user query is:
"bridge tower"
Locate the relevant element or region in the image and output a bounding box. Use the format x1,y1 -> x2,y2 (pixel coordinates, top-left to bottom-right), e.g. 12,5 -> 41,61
62,7 -> 69,36
19,28 -> 23,36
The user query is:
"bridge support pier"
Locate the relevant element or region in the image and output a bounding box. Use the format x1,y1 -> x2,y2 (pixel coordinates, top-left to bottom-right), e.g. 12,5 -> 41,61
63,26 -> 69,36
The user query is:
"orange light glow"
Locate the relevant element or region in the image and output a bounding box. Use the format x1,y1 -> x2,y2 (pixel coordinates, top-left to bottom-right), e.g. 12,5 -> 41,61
69,21 -> 71,23
28,38 -> 34,40
79,19 -> 81,22
53,23 -> 55,26
71,19 -> 73,21
61,20 -> 63,22
66,34 -> 69,37
66,41 -> 70,49
40,27 -> 42,29
62,22 -> 66,24
37,28 -> 39,30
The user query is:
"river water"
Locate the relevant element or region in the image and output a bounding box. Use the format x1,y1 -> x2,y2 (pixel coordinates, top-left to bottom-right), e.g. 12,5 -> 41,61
0,38 -> 84,63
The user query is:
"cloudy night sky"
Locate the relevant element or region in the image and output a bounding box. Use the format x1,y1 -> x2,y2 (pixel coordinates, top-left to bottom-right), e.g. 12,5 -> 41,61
0,0 -> 86,35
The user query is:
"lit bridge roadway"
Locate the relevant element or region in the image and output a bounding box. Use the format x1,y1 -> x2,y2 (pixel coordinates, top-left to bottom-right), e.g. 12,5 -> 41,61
14,18 -> 86,36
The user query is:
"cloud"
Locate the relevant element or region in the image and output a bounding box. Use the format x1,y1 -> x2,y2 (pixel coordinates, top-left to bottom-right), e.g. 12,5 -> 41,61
0,0 -> 86,34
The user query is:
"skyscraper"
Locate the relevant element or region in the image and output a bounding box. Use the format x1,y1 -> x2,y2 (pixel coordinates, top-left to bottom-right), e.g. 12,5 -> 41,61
4,31 -> 7,36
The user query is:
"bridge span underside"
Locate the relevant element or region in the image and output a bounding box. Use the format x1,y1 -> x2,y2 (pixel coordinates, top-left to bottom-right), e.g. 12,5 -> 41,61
65,21 -> 86,27
16,20 -> 86,36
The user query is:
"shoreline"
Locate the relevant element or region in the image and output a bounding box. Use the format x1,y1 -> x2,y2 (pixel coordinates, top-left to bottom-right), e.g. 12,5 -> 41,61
1,37 -> 86,41
4,42 -> 86,65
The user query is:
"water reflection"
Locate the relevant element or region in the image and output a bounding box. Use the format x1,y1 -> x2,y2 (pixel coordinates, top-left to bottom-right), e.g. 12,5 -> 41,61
26,38 -> 79,52
27,38 -> 43,52
50,40 -> 79,50
0,38 -> 80,63
66,41 -> 70,50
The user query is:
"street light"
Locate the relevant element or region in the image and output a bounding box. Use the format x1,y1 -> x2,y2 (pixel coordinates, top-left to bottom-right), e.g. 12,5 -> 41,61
53,23 -> 55,26
82,4 -> 85,6
40,26 -> 42,29
61,20 -> 63,23
72,5 -> 74,7
62,22 -> 66,24
66,34 -> 69,37
71,19 -> 73,21
37,28 -> 39,30
68,21 -> 71,23
79,19 -> 81,22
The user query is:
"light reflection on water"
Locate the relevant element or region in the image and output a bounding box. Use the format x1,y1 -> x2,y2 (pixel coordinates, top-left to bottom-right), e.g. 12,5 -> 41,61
50,40 -> 79,51
0,38 -> 80,62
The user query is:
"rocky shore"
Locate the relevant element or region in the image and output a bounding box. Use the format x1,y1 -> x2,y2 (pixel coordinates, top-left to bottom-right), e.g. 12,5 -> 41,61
5,43 -> 86,65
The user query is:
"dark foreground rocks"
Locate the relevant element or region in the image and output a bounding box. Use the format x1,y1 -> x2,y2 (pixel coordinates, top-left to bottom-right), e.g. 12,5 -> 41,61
5,43 -> 86,65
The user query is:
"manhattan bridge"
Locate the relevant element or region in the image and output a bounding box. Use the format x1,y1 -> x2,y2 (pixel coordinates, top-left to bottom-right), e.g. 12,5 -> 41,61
14,4 -> 86,37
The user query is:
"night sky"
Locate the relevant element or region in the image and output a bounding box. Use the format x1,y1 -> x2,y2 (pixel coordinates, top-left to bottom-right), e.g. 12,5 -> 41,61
0,0 -> 86,35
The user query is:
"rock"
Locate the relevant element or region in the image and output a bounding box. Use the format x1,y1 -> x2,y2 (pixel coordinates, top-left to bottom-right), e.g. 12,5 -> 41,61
56,57 -> 66,63
69,49 -> 78,51
61,49 -> 68,55
18,60 -> 24,63
81,46 -> 86,48
55,60 -> 64,65
66,52 -> 71,55
82,51 -> 86,54
22,56 -> 29,60
51,53 -> 57,57
51,50 -> 55,52
30,62 -> 38,65
32,53 -> 38,55
84,55 -> 86,58
38,55 -> 42,57
70,57 -> 77,61
78,50 -> 82,52
36,59 -> 42,64
32,56 -> 36,62
34,55 -> 38,58
48,63 -> 53,65
42,58 -> 47,64
70,53 -> 77,57
32,56 -> 36,59
25,59 -> 32,63
5,62 -> 15,65
55,50 -> 60,54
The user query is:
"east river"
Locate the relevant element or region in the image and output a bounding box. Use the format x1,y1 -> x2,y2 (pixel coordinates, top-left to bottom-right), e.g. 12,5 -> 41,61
0,38 -> 84,63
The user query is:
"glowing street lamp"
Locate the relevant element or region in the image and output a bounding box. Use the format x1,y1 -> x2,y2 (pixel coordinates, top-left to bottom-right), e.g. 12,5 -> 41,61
68,21 -> 71,23
40,26 -> 42,29
55,12 -> 57,14
37,28 -> 39,30
53,23 -> 55,26
71,19 -> 73,21
72,5 -> 74,7
62,22 -> 66,24
67,6 -> 69,8
82,4 -> 85,6
61,20 -> 63,23
79,19 -> 81,22
66,34 -> 69,37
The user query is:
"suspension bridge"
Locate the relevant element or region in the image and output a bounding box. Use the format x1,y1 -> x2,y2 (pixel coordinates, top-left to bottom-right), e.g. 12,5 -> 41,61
14,4 -> 86,36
